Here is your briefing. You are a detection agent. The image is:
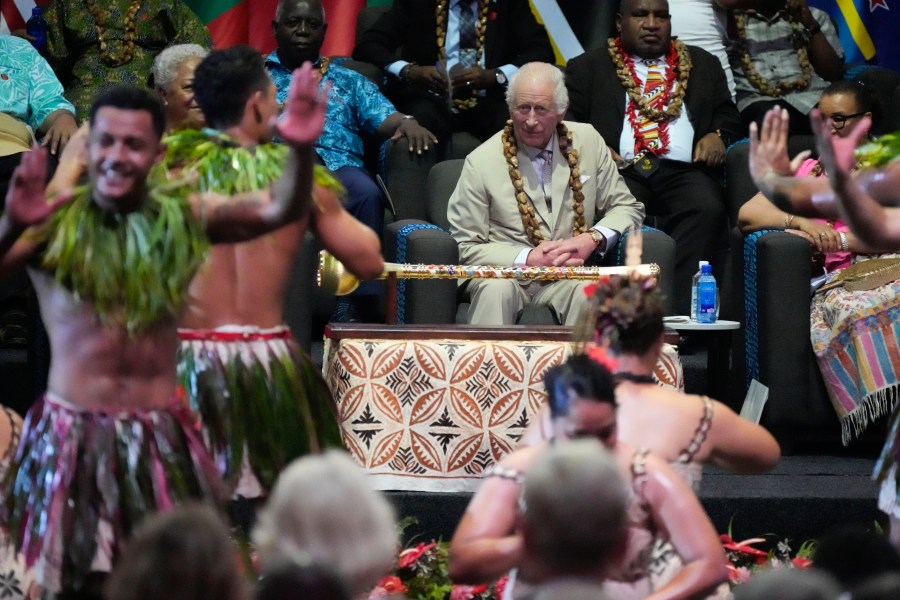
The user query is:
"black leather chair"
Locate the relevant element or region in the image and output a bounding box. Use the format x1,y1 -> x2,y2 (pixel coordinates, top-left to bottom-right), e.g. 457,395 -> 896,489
383,159 -> 677,325
720,67 -> 900,450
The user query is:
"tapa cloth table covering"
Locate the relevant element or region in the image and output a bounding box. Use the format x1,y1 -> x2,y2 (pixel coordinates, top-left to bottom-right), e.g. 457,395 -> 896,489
324,336 -> 682,492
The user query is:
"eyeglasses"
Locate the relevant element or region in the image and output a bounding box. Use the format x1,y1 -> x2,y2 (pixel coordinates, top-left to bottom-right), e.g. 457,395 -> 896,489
513,103 -> 555,117
824,112 -> 866,130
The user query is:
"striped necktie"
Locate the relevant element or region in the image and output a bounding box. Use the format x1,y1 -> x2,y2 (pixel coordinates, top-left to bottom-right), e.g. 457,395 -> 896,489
633,60 -> 666,155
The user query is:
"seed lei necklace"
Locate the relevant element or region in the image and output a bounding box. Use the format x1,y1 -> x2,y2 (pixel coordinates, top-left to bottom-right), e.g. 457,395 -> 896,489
435,0 -> 489,110
85,0 -> 142,67
502,121 -> 586,247
607,36 -> 691,122
732,5 -> 812,98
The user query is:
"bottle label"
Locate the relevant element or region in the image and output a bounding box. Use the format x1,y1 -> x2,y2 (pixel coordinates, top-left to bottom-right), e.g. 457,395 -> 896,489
698,280 -> 717,324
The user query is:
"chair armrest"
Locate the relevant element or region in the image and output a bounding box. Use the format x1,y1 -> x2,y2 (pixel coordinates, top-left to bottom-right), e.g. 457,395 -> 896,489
384,220 -> 460,324
283,232 -> 321,352
745,231 -> 821,430
606,227 -> 676,316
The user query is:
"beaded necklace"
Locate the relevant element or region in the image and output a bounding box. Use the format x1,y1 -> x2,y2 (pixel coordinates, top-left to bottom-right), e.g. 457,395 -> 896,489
85,0 -> 142,67
435,0 -> 489,110
608,37 -> 691,122
502,121 -> 586,246
732,8 -> 812,98
608,37 -> 691,156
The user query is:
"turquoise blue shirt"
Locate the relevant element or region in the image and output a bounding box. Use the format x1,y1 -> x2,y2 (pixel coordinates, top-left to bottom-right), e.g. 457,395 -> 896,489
0,35 -> 75,132
265,51 -> 395,172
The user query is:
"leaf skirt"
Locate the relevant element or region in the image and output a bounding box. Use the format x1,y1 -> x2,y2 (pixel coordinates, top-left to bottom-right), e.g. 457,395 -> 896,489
0,394 -> 223,593
177,325 -> 344,496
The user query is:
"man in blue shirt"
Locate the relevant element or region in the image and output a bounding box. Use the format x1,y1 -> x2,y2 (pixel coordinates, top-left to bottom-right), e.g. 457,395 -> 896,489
267,0 -> 437,321
1,34 -> 77,350
1,34 -> 77,202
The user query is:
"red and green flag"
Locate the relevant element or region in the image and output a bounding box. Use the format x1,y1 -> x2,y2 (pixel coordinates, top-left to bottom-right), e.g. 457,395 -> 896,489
184,0 -> 368,56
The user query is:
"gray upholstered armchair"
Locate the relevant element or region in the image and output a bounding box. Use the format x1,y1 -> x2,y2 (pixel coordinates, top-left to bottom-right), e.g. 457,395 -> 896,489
383,159 -> 677,325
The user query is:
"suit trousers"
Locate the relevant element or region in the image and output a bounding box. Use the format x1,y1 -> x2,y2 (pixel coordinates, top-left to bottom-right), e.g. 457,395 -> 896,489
333,165 -> 385,296
465,279 -> 591,326
621,160 -> 727,315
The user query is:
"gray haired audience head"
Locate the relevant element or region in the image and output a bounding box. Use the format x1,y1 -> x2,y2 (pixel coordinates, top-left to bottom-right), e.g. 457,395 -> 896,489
734,569 -> 842,600
152,44 -> 209,89
520,439 -> 629,581
505,62 -> 568,116
252,450 -> 398,597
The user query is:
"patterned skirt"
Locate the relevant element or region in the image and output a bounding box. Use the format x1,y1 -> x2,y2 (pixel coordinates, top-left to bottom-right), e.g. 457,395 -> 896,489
1,394 -> 222,593
177,325 -> 343,497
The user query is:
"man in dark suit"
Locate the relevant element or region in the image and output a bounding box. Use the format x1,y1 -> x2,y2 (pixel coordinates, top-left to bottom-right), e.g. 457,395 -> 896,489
353,0 -> 554,151
566,0 -> 742,315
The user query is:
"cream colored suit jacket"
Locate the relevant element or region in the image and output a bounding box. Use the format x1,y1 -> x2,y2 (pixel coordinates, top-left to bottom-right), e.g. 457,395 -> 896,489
448,121 -> 645,266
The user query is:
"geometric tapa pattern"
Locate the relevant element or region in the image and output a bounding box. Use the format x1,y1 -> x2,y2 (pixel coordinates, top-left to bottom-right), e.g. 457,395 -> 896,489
324,338 -> 683,492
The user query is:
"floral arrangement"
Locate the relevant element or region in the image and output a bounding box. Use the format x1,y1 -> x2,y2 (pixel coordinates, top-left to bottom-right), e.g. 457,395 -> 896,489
370,523 -> 507,600
368,517 -> 822,597
721,533 -> 816,586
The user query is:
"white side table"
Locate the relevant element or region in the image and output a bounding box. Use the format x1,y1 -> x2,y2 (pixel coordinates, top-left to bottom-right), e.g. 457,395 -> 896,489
665,317 -> 740,401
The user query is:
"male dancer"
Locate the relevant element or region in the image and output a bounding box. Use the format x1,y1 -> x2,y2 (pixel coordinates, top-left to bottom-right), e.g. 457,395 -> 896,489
170,46 -> 383,497
0,63 -> 325,594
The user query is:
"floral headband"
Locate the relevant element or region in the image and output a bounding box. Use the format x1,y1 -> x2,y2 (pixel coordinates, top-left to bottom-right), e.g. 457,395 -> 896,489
582,274 -> 658,348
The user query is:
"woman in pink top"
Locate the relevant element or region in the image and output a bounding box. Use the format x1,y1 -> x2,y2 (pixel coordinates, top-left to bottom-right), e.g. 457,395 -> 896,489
738,80 -> 882,272
738,80 -> 900,451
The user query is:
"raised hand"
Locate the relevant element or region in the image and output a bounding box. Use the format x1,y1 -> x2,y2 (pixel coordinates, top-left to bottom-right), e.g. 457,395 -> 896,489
5,146 -> 72,229
811,108 -> 870,186
274,62 -> 330,148
749,108 -> 796,183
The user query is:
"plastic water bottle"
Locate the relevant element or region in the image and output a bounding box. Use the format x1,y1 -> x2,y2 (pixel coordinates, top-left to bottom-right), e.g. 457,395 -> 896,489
690,260 -> 709,321
26,7 -> 48,53
697,264 -> 718,324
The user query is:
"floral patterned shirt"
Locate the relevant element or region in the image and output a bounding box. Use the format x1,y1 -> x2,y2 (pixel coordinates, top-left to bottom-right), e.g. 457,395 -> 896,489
0,35 -> 74,132
43,0 -> 211,121
265,51 -> 395,172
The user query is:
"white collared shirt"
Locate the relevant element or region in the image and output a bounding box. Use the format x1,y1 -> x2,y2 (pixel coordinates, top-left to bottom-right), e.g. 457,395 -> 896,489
617,55 -> 695,164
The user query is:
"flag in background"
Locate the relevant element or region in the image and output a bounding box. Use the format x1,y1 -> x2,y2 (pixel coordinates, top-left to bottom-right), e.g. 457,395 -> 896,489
809,0 -> 899,71
182,0 -> 366,54
1,0 -> 607,61
1,0 -> 366,55
5,2 -> 896,70
1,0 -> 49,35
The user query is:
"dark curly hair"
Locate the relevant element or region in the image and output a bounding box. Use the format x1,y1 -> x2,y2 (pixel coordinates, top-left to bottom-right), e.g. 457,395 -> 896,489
588,275 -> 664,356
545,354 -> 617,419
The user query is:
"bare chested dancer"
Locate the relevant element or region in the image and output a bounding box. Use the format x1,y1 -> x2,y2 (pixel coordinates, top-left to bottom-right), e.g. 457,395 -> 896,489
169,46 -> 383,499
0,63 -> 326,595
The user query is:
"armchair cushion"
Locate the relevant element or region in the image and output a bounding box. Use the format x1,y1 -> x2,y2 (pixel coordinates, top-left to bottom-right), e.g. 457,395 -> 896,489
731,227 -> 838,445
